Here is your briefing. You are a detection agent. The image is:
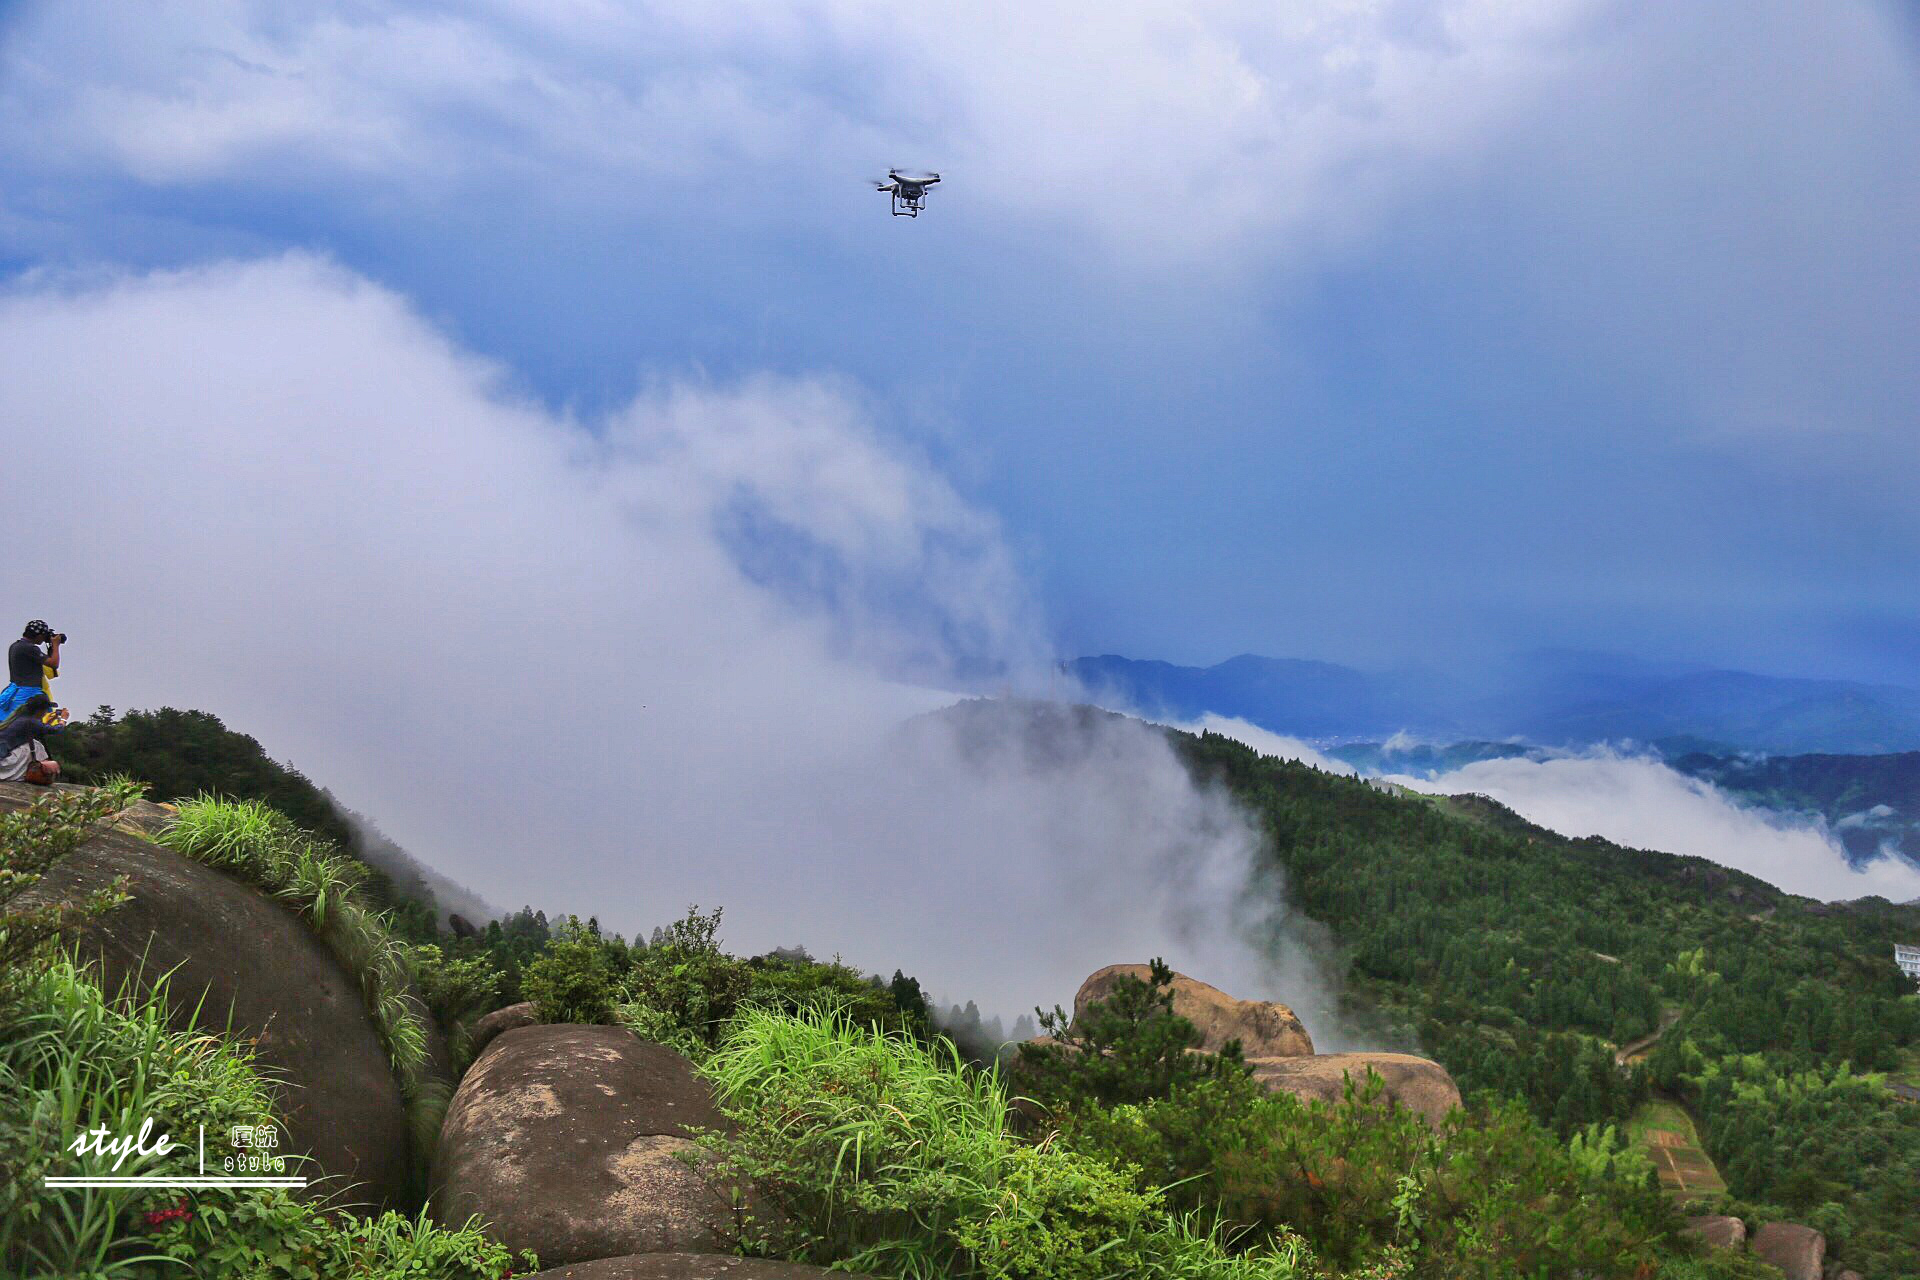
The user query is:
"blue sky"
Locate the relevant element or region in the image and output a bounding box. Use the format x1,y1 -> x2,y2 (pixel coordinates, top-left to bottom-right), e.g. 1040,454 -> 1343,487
5,0 -> 1917,684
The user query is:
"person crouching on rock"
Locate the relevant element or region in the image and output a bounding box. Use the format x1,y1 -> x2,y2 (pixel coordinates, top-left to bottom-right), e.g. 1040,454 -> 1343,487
3,620 -> 62,719
0,693 -> 64,785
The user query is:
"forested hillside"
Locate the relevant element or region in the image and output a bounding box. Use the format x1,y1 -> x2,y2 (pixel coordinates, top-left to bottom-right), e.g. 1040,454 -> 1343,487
1175,728 -> 1920,1277
42,702 -> 1920,1274
47,706 -> 488,938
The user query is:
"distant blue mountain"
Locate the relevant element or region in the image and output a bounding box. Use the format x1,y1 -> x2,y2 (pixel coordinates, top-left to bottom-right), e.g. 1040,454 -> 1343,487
1065,650 -> 1920,756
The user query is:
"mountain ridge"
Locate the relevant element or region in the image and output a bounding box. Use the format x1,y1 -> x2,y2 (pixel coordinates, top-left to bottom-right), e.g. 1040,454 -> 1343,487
1069,650 -> 1920,755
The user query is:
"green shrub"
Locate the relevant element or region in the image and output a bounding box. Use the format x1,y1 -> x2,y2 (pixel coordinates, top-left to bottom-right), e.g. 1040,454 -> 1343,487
147,1200 -> 534,1279
695,1008 -> 1310,1280
1018,958 -> 1246,1113
610,905 -> 750,1053
1060,1069 -> 1714,1279
411,942 -> 504,1066
524,930 -> 623,1025
952,1142 -> 1169,1280
744,955 -> 913,1031
696,1006 -> 1008,1274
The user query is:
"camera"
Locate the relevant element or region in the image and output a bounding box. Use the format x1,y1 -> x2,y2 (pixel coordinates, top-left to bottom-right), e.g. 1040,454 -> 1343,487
54,633 -> 66,644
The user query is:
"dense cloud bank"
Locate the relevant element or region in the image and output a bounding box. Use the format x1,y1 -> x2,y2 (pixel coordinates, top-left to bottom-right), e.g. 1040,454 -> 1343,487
1175,717 -> 1920,903
0,256 -> 1338,1023
1395,752 -> 1920,903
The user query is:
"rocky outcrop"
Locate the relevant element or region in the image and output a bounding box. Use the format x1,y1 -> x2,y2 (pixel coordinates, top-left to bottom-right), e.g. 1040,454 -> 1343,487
1053,963 -> 1456,1127
1073,964 -> 1314,1058
7,784 -> 411,1206
1248,1052 -> 1462,1127
529,1257 -> 867,1279
1682,1215 -> 1747,1250
1751,1222 -> 1825,1280
470,1001 -> 541,1059
432,1025 -> 735,1266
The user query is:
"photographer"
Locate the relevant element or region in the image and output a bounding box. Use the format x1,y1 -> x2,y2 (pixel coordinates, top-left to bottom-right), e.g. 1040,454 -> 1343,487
2,620 -> 62,719
0,692 -> 64,784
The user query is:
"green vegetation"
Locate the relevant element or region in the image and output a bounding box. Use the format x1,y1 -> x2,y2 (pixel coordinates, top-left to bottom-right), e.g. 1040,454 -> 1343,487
695,1007 -> 1310,1280
0,962 -> 535,1279
696,984 -> 1760,1280
49,706 -> 461,940
1020,959 -> 1246,1110
0,790 -> 534,1279
1680,1054 -> 1920,1267
1176,728 -> 1920,1277
0,781 -> 141,1014
22,704 -> 1920,1275
51,709 -> 354,849
156,796 -> 447,1189
489,902 -> 936,1060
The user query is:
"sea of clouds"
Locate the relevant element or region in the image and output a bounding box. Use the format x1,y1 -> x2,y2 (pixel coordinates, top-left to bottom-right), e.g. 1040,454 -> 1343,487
0,254 -> 1349,1028
1179,718 -> 1920,903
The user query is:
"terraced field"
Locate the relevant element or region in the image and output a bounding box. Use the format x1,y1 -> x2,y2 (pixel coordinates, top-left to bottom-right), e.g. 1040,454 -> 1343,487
1628,1099 -> 1726,1198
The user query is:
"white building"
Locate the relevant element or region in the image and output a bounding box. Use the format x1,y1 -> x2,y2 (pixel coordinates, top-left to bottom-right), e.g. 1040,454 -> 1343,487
1897,943 -> 1920,985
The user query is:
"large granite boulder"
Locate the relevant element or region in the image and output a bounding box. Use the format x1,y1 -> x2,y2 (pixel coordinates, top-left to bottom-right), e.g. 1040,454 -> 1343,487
1752,1222 -> 1825,1280
1073,964 -> 1314,1058
1248,1052 -> 1462,1127
469,1000 -> 541,1060
7,784 -> 411,1206
528,1256 -> 867,1279
432,1024 -> 734,1266
1682,1215 -> 1747,1250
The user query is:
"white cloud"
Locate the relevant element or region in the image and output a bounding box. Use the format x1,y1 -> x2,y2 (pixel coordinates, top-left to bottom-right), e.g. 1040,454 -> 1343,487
1393,751 -> 1920,902
0,0 -> 1602,262
0,254 -> 1333,1022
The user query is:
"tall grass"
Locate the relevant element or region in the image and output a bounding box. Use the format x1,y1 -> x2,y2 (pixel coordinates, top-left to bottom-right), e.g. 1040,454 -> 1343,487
0,959 -> 283,1277
157,796 -> 448,1190
2,958 -> 535,1279
694,1009 -> 1308,1280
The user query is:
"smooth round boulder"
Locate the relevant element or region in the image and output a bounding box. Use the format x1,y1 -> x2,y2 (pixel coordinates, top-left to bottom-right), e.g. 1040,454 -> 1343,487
1682,1215 -> 1746,1250
1073,964 -> 1314,1058
528,1255 -> 867,1279
432,1024 -> 734,1266
1751,1222 -> 1825,1280
469,1000 -> 541,1059
1248,1052 -> 1462,1127
8,785 -> 411,1206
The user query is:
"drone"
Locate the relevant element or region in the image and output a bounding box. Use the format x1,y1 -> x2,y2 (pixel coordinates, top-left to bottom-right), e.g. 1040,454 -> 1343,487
875,169 -> 940,217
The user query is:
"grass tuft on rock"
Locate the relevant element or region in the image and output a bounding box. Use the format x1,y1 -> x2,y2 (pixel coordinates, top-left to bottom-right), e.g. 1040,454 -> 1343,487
158,795 -> 448,1187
